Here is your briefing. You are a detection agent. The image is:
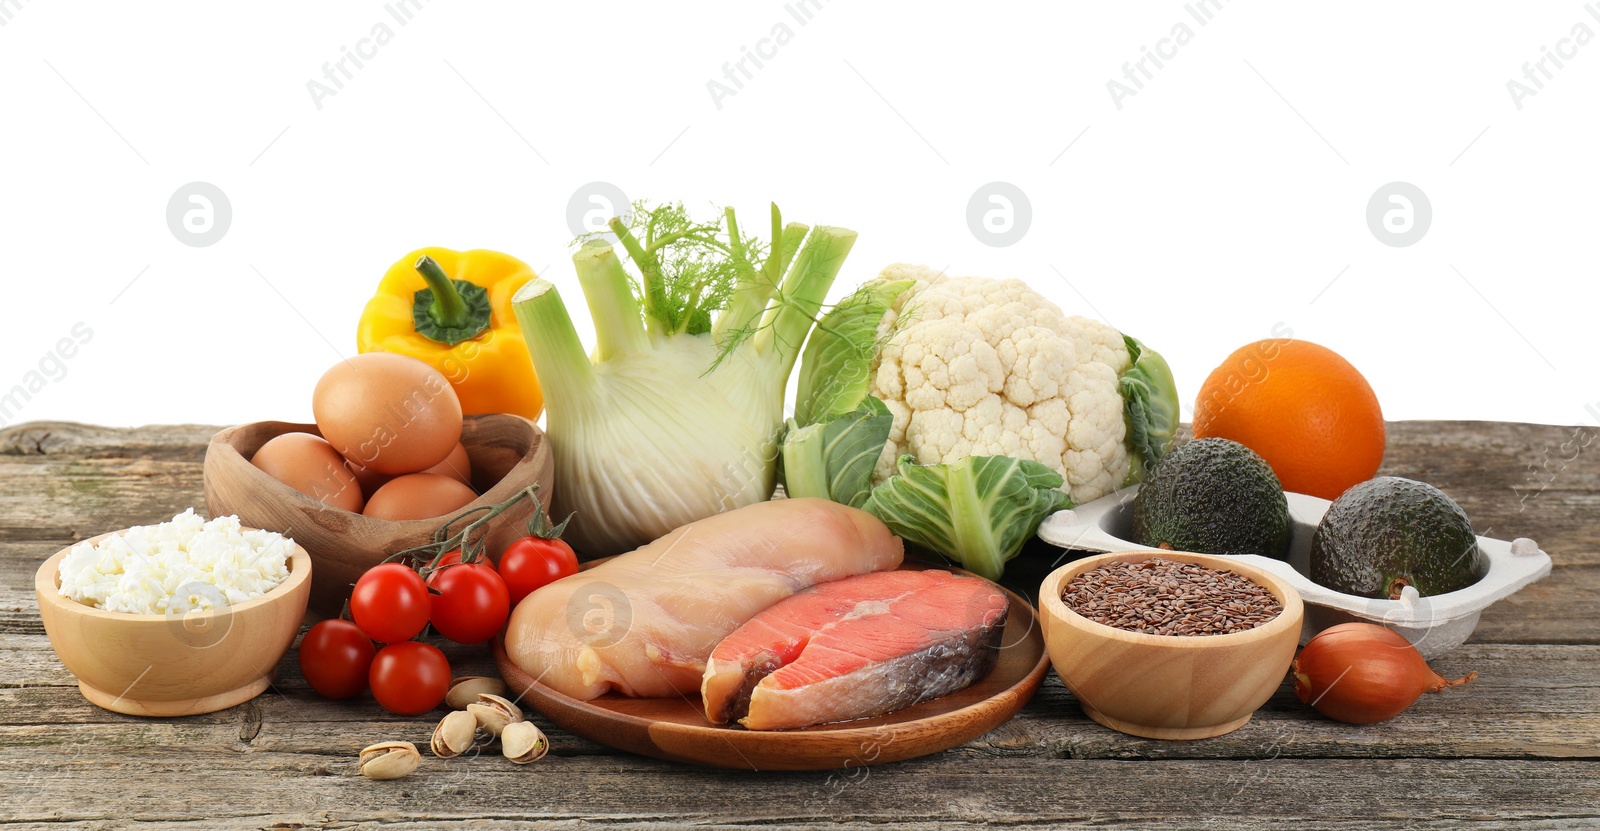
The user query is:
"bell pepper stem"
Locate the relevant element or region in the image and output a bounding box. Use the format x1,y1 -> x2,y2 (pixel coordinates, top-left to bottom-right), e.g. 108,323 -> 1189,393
415,255 -> 471,329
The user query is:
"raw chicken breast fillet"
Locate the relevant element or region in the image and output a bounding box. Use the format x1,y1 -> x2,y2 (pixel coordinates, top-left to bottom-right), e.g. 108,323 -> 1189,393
504,498 -> 904,700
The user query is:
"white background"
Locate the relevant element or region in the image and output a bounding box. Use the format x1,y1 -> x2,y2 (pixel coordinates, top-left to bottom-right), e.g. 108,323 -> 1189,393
1,0 -> 1596,430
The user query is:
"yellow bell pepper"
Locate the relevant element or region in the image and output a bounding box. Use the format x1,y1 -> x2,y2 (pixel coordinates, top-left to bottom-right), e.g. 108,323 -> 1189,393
358,247 -> 543,420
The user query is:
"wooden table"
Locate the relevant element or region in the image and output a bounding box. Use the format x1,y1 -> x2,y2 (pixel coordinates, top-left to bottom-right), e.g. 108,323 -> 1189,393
3,421 -> 1596,829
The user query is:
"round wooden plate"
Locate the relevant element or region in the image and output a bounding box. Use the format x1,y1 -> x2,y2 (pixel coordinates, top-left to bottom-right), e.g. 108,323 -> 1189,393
493,563 -> 1048,770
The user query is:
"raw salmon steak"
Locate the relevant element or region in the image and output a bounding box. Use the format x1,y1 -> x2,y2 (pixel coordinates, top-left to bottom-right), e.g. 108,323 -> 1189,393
702,569 -> 1009,730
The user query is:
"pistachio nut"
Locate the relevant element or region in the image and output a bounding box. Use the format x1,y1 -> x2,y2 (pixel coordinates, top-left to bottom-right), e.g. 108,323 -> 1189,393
446,676 -> 508,711
431,709 -> 478,759
467,693 -> 524,736
501,720 -> 549,764
359,741 -> 421,780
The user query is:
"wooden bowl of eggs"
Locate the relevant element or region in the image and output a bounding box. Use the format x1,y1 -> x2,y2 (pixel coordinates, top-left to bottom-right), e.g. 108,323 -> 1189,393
203,354 -> 554,617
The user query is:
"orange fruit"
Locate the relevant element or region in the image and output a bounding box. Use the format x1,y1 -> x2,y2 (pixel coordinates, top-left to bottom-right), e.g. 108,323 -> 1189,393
1193,339 -> 1384,500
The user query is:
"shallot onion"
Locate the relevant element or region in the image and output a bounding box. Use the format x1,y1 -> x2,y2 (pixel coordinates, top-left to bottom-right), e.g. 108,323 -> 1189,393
1293,622 -> 1476,724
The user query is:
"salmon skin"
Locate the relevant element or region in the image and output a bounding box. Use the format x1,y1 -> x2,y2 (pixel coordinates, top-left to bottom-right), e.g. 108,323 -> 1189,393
702,569 -> 1009,730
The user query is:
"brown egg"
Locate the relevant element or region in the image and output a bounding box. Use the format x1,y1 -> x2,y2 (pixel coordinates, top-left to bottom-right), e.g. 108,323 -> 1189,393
313,353 -> 463,475
421,442 -> 472,487
251,432 -> 365,513
344,457 -> 393,499
363,473 -> 478,521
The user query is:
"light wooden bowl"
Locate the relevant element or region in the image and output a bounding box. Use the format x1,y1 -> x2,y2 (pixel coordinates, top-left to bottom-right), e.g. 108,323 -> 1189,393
1039,550 -> 1303,740
36,533 -> 311,717
203,414 -> 553,617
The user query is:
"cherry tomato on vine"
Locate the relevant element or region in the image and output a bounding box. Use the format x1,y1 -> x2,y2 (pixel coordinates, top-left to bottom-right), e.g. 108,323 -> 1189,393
427,562 -> 510,644
498,536 -> 580,606
298,619 -> 375,700
368,640 -> 450,715
350,563 -> 430,644
436,549 -> 491,571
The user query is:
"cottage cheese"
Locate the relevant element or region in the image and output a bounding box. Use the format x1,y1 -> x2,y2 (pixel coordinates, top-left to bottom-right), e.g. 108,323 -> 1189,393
57,510 -> 294,614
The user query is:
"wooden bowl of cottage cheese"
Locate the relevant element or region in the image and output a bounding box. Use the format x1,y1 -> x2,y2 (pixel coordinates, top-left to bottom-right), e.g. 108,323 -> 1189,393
35,512 -> 312,717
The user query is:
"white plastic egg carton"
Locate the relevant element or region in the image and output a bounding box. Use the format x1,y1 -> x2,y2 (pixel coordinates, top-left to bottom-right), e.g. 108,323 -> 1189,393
1036,485 -> 1552,658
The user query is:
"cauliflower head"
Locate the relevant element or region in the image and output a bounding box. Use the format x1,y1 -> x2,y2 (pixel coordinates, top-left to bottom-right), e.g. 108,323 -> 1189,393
866,264 -> 1133,504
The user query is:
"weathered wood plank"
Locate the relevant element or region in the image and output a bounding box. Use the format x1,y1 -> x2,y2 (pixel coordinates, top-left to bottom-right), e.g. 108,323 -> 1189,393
1,755 -> 1596,829
8,560 -> 1599,644
5,640 -> 1596,762
0,421 -> 216,458
2,420 -> 1596,562
18,552 -> 1600,651
0,633 -> 505,693
0,459 -> 208,545
30,546 -> 1593,645
1469,565 -> 1600,644
4,823 -> 1599,831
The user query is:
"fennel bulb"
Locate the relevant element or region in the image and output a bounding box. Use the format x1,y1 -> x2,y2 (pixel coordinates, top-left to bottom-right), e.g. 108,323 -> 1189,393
513,203 -> 857,556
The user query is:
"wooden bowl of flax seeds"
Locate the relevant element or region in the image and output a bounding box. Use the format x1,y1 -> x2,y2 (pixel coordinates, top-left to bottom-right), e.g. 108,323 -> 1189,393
1039,551 -> 1303,740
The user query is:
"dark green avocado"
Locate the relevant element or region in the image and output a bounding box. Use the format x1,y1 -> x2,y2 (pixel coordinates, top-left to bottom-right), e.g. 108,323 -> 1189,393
1131,437 -> 1292,560
1310,476 -> 1488,599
